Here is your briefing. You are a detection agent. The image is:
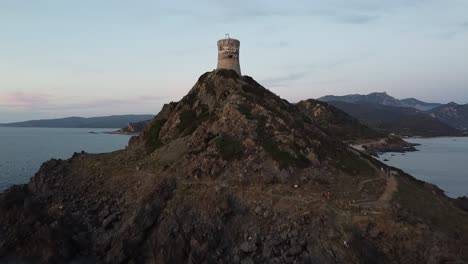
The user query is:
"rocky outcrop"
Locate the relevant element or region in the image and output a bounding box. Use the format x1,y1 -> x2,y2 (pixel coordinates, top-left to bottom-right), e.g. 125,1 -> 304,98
296,99 -> 382,141
351,136 -> 418,156
112,120 -> 151,135
1,70 -> 468,263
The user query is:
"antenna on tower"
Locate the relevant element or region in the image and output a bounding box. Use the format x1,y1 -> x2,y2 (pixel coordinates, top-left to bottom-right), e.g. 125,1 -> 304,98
225,33 -> 230,39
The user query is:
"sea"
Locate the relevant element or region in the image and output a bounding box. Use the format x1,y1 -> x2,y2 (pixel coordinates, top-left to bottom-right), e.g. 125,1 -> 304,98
378,137 -> 468,198
0,127 -> 131,192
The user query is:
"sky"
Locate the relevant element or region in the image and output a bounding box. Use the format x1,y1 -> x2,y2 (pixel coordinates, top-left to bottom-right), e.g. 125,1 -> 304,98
1,0 -> 467,123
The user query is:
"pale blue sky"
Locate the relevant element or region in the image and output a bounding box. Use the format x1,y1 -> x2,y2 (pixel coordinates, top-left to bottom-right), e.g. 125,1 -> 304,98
1,0 -> 467,122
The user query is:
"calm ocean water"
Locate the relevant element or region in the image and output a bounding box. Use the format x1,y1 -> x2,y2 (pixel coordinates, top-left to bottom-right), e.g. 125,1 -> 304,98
0,127 -> 131,192
378,137 -> 468,198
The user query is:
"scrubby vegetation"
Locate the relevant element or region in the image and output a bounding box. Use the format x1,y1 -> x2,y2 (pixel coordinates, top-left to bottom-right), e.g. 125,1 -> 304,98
145,119 -> 167,152
214,135 -> 243,160
178,109 -> 210,136
256,116 -> 309,168
394,176 -> 468,239
179,110 -> 197,134
335,152 -> 374,176
237,103 -> 252,119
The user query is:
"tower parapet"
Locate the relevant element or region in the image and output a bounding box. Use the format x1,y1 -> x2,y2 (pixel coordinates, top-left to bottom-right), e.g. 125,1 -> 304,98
217,35 -> 241,76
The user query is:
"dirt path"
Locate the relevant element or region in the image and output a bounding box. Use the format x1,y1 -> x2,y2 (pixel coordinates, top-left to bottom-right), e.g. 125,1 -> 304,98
356,177 -> 382,192
181,174 -> 388,207
355,174 -> 398,209
378,175 -> 398,204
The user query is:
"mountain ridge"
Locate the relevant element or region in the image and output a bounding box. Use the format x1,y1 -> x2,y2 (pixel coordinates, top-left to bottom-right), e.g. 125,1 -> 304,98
319,92 -> 442,111
0,115 -> 154,129
327,101 -> 462,137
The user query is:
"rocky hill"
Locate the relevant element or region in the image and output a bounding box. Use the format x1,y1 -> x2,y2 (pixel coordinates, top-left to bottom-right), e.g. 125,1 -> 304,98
296,99 -> 382,141
296,100 -> 416,155
0,115 -> 154,129
327,101 -> 462,137
1,70 -> 468,263
319,92 -> 441,111
428,102 -> 468,130
400,98 -> 442,111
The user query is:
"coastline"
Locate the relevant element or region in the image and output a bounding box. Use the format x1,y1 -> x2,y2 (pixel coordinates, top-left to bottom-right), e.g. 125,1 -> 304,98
350,136 -> 419,157
377,136 -> 468,198
102,131 -> 140,136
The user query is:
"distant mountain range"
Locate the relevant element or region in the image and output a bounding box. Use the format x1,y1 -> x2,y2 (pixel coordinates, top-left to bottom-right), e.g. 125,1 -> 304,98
327,101 -> 461,137
319,92 -> 442,111
0,115 -> 154,129
318,92 -> 468,136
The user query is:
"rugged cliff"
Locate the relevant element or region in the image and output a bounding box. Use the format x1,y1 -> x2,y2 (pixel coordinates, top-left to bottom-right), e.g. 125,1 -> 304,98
1,70 -> 467,264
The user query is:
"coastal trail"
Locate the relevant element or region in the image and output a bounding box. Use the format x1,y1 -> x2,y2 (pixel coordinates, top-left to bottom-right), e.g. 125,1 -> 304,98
354,173 -> 398,209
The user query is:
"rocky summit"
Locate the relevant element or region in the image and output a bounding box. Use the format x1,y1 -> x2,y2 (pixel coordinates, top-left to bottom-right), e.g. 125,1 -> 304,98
1,70 -> 468,263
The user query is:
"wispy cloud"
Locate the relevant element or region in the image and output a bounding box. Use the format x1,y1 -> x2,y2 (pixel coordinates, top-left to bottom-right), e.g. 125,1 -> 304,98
0,92 -> 50,107
261,55 -> 371,87
0,91 -> 167,112
262,72 -> 310,87
37,96 -> 167,112
436,21 -> 468,39
339,14 -> 379,24
200,0 -> 430,25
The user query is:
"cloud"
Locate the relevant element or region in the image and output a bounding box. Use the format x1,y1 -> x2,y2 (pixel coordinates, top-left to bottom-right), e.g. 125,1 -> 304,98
278,41 -> 289,47
37,95 -> 168,111
200,0 -> 427,25
0,91 -> 167,114
338,14 -> 379,24
261,54 -> 371,87
0,92 -> 50,107
256,41 -> 289,49
262,71 -> 309,87
436,21 -> 468,39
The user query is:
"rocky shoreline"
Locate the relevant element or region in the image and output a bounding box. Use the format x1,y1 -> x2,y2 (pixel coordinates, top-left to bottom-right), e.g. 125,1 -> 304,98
350,136 -> 419,157
109,120 -> 151,135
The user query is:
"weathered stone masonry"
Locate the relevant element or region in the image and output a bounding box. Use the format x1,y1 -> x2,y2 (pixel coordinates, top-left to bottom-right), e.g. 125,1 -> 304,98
217,37 -> 241,76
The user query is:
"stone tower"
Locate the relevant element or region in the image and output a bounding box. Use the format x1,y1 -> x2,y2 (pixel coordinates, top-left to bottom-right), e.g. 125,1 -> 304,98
217,35 -> 241,76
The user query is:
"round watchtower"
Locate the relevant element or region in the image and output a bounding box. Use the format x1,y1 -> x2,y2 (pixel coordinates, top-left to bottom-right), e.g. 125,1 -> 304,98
217,35 -> 241,76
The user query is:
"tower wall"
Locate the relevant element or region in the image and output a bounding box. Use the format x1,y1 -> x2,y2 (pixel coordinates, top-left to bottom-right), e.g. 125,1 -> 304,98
217,38 -> 241,76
